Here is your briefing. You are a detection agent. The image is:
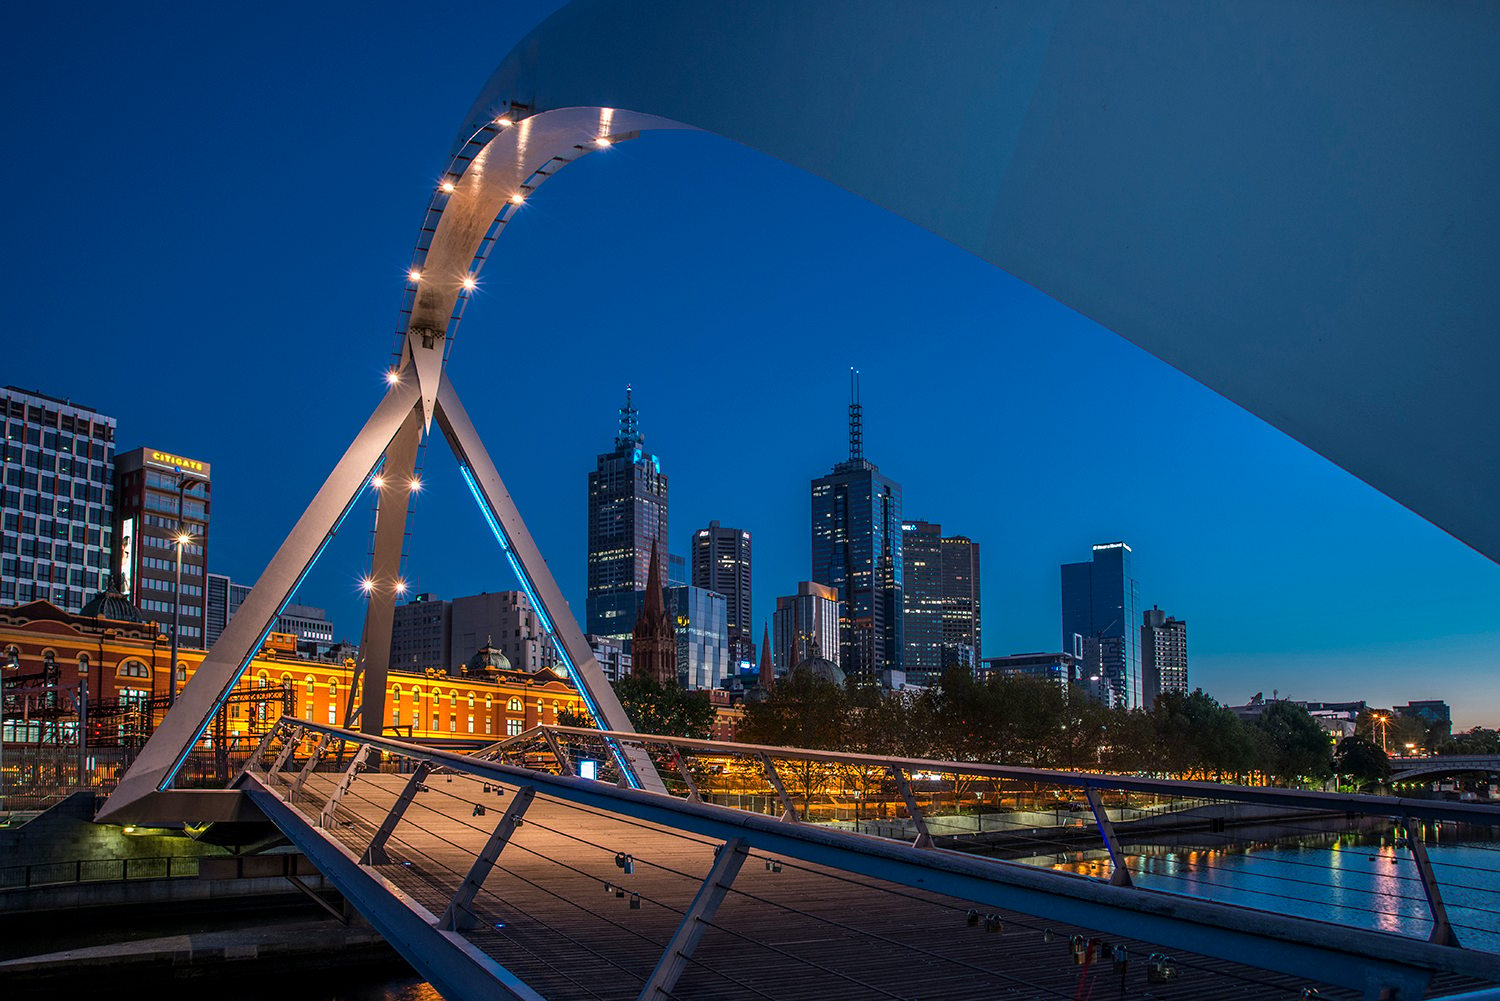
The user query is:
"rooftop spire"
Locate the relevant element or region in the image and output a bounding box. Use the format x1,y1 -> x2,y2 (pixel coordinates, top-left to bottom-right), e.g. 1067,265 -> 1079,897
848,368 -> 863,461
616,384 -> 643,450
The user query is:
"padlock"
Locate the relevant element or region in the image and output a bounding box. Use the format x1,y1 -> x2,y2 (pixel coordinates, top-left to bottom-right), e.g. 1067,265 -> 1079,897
985,915 -> 1003,934
615,852 -> 627,869
965,909 -> 980,927
1146,954 -> 1177,983
472,803 -> 485,817
1070,935 -> 1087,965
623,855 -> 635,875
1112,944 -> 1128,974
629,892 -> 641,910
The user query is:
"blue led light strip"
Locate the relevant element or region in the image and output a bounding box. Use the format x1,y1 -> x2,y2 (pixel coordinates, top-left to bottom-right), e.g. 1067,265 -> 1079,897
159,465 -> 381,790
457,462 -> 641,789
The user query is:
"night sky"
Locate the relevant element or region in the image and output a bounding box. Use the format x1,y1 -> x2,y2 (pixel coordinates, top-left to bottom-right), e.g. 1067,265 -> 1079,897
7,4 -> 1497,726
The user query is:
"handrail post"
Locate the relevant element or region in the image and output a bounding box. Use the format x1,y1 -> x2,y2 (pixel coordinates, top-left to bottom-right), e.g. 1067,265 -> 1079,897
438,785 -> 535,931
361,761 -> 432,865
638,839 -> 749,1001
672,747 -> 702,804
1084,786 -> 1134,887
758,752 -> 799,822
890,767 -> 934,849
290,731 -> 333,800
1401,817 -> 1459,948
267,725 -> 306,781
540,728 -> 572,775
319,743 -> 374,828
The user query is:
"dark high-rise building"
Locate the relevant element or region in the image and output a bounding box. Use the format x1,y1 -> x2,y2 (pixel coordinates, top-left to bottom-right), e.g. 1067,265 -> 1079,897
587,387 -> 668,641
1060,542 -> 1141,709
811,374 -> 902,682
692,521 -> 753,668
1141,605 -> 1188,708
450,590 -> 558,674
630,544 -> 677,685
900,521 -> 944,682
0,387 -> 117,612
902,522 -> 984,685
113,446 -> 211,649
391,592 -> 452,674
940,534 -> 982,672
772,581 -> 840,679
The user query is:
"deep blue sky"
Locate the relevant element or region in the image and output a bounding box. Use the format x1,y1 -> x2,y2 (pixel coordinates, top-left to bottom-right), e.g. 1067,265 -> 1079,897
6,4 -> 1497,726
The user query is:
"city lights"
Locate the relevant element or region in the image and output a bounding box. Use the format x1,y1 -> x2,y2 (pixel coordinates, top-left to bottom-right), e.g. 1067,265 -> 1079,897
408,269 -> 422,282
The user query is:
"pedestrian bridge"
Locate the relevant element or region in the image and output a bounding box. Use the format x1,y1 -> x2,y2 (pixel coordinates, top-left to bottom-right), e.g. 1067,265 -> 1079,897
1392,757 -> 1500,783
219,719 -> 1500,1001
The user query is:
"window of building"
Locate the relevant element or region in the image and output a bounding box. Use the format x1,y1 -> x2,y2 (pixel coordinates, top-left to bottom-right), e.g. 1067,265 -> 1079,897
117,660 -> 150,679
507,697 -> 522,712
506,718 -> 522,737
77,653 -> 89,676
467,715 -> 474,734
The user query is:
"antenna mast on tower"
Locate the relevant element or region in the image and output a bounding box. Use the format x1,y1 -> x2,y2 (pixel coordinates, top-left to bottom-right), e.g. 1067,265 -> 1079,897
848,368 -> 863,462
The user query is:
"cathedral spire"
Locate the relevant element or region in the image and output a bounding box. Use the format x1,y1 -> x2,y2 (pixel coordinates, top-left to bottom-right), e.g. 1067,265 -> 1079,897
631,540 -> 677,686
758,622 -> 773,689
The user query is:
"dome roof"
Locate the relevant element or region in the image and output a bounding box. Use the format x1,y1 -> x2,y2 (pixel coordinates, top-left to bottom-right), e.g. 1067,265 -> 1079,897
791,652 -> 845,687
80,578 -> 146,624
467,638 -> 510,675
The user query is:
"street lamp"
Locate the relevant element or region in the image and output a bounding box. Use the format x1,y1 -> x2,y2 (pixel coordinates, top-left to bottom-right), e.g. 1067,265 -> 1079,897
1373,711 -> 1391,755
168,471 -> 206,708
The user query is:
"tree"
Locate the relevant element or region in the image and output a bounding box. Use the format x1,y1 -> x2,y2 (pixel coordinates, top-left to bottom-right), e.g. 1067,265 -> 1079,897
1152,690 -> 1256,781
1335,735 -> 1390,791
1254,700 -> 1334,786
610,674 -> 716,739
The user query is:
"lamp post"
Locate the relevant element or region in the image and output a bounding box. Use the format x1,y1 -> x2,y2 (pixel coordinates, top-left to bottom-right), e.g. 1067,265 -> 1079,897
168,471 -> 205,708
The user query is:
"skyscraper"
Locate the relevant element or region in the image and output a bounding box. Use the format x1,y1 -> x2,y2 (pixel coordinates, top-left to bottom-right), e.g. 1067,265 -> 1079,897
811,372 -> 902,682
113,446 -> 212,649
0,386 -> 117,612
1060,542 -> 1141,709
667,583 -> 728,691
902,522 -> 983,686
772,581 -> 841,679
940,533 -> 982,672
586,387 -> 668,640
691,521 -> 752,668
900,521 -> 944,682
1141,605 -> 1188,708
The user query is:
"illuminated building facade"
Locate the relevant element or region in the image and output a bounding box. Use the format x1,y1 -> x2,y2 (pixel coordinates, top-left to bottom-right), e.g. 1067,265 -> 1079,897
586,387 -> 668,640
1060,542 -> 1141,709
666,583 -> 728,691
900,521 -> 944,683
113,447 -> 211,649
979,651 -> 1083,692
771,581 -> 840,679
691,521 -> 752,669
630,545 -> 677,686
1140,605 -> 1188,708
811,378 -> 902,682
0,595 -> 583,747
0,387 -> 117,613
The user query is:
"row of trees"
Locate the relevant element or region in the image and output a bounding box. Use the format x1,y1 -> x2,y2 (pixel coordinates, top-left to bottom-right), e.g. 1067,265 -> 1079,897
734,669 -> 1375,789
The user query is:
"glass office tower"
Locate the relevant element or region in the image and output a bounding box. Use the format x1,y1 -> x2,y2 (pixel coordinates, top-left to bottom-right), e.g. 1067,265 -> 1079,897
811,378 -> 902,682
691,521 -> 752,669
586,388 -> 668,641
1060,542 -> 1141,709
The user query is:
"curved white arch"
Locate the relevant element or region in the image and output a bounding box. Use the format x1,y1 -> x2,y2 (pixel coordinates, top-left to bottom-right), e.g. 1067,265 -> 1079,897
428,0 -> 1499,561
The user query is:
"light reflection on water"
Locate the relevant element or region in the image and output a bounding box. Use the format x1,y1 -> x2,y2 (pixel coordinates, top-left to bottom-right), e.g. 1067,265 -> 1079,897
1049,836 -> 1500,952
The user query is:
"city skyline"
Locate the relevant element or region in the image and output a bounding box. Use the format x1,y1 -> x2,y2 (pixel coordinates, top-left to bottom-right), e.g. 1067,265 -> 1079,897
4,3 -> 1498,726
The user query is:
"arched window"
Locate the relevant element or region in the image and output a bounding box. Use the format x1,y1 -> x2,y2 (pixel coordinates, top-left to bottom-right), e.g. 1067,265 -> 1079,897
305,674 -> 316,697
117,660 -> 150,679
484,694 -> 493,709
467,691 -> 475,708
177,662 -> 189,683
412,686 -> 423,704
507,697 -> 522,712
77,653 -> 89,676
449,690 -> 456,707
328,679 -> 338,697
256,670 -> 269,689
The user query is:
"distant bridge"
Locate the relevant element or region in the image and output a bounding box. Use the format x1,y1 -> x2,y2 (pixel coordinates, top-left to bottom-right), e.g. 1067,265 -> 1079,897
1392,757 -> 1500,782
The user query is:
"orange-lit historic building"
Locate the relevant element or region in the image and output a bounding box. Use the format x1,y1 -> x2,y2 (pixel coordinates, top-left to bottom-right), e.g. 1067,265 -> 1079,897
0,593 -> 583,746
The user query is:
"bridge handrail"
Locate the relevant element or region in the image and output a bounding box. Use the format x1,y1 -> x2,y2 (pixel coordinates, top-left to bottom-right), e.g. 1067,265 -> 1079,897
244,717 -> 1500,990
479,724 -> 1500,828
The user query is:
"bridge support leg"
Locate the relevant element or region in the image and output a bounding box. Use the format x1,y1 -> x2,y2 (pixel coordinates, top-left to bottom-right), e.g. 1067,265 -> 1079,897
637,838 -> 748,1001
1402,817 -> 1459,948
758,753 -> 799,822
362,761 -> 433,864
1084,786 -> 1134,887
320,743 -> 374,828
439,785 -> 536,931
890,767 -> 934,849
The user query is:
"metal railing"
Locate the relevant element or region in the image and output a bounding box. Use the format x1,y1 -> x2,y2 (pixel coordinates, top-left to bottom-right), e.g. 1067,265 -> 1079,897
224,718 -> 1500,1001
0,854 -> 202,890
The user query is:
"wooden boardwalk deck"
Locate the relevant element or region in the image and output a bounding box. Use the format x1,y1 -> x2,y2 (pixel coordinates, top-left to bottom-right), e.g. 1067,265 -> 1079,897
284,769 -> 1481,1001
